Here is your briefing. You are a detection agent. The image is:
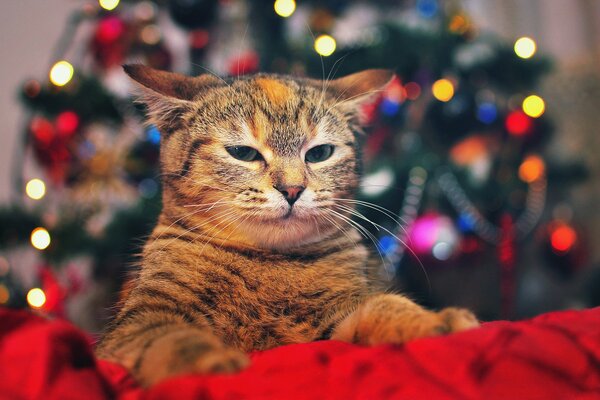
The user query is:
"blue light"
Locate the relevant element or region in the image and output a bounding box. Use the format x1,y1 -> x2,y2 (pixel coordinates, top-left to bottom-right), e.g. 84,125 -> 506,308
416,0 -> 438,19
477,102 -> 497,124
457,213 -> 476,233
380,98 -> 401,116
378,235 -> 398,256
146,125 -> 161,144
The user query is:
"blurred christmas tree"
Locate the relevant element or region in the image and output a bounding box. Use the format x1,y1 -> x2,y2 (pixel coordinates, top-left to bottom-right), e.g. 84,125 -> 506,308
0,0 -> 592,330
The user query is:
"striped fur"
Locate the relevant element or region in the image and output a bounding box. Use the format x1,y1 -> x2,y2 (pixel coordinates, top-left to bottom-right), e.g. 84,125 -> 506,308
97,65 -> 478,386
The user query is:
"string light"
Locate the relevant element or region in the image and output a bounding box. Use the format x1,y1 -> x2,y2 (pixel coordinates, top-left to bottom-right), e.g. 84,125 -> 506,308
49,61 -> 74,87
405,82 -> 421,100
25,178 -> 46,200
31,227 -> 51,250
314,34 -> 336,57
514,37 -> 536,59
274,0 -> 296,18
432,79 -> 454,102
519,155 -> 545,183
522,95 -> 545,118
99,0 -> 120,11
27,288 -> 46,308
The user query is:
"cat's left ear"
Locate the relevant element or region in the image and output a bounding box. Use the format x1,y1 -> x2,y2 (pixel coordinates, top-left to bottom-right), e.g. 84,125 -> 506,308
327,69 -> 395,110
123,64 -> 223,136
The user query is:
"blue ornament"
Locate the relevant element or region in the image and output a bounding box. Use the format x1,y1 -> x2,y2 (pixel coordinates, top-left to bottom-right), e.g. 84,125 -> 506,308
378,235 -> 398,256
477,102 -> 497,124
416,0 -> 438,19
146,125 -> 161,145
380,98 -> 401,116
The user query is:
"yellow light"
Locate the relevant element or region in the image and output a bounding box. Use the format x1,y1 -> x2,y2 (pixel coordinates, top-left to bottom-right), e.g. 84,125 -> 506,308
49,61 -> 74,87
274,0 -> 296,18
31,227 -> 51,250
27,288 -> 46,308
519,155 -> 545,183
314,34 -> 336,57
25,178 -> 46,200
514,37 -> 536,59
99,0 -> 120,11
0,284 -> 9,305
432,79 -> 455,102
522,95 -> 545,118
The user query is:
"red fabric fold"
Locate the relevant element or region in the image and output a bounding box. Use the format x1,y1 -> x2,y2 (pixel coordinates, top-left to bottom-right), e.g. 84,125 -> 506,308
1,307 -> 599,400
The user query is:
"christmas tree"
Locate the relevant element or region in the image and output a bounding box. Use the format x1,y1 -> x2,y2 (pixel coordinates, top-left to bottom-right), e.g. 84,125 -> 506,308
0,0 -> 591,331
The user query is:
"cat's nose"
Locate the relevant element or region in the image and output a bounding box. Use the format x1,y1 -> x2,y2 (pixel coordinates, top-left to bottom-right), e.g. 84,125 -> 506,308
274,184 -> 305,206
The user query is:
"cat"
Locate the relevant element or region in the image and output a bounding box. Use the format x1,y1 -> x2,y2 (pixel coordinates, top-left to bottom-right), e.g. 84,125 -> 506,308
96,64 -> 479,387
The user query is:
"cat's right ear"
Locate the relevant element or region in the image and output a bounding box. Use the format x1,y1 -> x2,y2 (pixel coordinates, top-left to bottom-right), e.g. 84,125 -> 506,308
123,64 -> 223,135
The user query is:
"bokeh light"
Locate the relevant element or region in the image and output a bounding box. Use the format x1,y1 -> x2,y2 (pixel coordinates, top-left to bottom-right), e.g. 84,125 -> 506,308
274,0 -> 296,18
432,79 -> 454,102
514,37 -> 536,59
0,284 -> 9,305
25,178 -> 46,200
27,288 -> 46,308
49,60 -> 74,87
405,82 -> 421,100
505,110 -> 533,136
519,155 -> 545,183
31,227 -> 51,250
314,34 -> 336,57
522,95 -> 545,118
551,225 -> 577,253
99,0 -> 120,11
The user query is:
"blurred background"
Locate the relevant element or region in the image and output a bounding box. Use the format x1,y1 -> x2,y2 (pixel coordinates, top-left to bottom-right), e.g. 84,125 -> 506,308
0,0 -> 599,334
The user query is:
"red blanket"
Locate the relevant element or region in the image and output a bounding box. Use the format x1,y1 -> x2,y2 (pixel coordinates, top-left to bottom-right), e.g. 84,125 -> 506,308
1,307 -> 599,399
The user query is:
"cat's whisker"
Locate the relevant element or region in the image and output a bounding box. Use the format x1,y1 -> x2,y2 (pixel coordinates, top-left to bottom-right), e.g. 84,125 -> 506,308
189,62 -> 231,87
319,211 -> 358,247
332,204 -> 430,290
326,208 -> 388,272
331,198 -> 410,238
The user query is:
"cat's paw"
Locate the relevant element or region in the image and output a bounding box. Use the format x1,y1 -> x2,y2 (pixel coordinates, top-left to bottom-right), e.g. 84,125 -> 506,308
137,332 -> 249,387
361,307 -> 480,345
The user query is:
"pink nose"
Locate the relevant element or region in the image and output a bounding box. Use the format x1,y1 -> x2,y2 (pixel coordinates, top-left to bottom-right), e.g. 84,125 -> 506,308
274,185 -> 305,206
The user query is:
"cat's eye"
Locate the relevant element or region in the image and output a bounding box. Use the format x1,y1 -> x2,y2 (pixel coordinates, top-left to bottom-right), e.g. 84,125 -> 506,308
226,146 -> 263,162
305,144 -> 334,163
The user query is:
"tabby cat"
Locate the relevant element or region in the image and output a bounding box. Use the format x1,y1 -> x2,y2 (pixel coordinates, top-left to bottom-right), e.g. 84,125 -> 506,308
97,64 -> 479,387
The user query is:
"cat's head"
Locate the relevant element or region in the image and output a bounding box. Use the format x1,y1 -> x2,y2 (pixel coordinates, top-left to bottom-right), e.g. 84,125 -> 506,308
125,64 -> 393,250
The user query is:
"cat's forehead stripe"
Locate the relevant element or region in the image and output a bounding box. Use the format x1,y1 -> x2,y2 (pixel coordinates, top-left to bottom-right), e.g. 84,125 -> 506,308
255,78 -> 292,106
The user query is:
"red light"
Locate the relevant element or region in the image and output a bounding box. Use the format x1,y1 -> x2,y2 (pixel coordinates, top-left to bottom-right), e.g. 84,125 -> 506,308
505,111 -> 533,136
550,225 -> 577,253
55,111 -> 79,138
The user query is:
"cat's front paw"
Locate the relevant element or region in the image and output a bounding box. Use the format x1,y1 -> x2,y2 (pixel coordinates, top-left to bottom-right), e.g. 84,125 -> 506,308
137,332 -> 249,387
360,307 -> 480,345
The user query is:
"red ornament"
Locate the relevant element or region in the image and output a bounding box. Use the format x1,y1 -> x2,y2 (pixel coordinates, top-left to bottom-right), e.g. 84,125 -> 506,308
95,16 -> 126,44
505,110 -> 533,136
55,111 -> 80,138
30,117 -> 55,145
92,16 -> 128,68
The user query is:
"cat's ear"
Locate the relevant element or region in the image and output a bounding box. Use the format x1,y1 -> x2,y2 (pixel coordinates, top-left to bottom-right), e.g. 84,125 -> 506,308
328,69 -> 395,109
123,64 -> 223,135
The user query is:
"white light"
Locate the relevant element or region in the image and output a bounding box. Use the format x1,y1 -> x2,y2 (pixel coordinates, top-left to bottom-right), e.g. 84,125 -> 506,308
432,242 -> 452,260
